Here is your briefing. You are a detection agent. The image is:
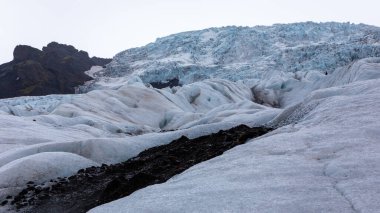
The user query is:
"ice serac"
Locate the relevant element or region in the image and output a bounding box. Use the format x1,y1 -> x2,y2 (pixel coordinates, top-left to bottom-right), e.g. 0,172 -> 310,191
97,22 -> 380,87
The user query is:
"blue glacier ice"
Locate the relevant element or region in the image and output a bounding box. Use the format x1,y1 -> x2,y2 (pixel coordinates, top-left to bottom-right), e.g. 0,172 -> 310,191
102,22 -> 380,85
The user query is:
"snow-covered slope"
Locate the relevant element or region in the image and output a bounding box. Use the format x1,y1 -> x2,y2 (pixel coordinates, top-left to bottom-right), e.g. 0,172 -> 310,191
94,22 -> 380,88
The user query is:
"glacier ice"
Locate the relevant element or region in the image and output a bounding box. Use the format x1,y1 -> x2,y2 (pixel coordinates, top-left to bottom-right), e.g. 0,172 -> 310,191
0,78 -> 280,202
97,22 -> 380,87
90,66 -> 380,213
0,152 -> 98,201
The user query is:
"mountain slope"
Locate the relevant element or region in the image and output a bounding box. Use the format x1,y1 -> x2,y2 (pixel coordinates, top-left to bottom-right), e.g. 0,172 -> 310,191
0,42 -> 111,99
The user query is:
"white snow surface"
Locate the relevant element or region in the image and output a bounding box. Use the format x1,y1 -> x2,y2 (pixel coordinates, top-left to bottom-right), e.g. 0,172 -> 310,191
0,22 -> 379,212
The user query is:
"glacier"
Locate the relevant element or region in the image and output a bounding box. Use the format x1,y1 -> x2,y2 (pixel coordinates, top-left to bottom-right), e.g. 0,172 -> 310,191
0,78 -> 280,206
91,81 -> 380,212
0,22 -> 379,212
90,59 -> 380,213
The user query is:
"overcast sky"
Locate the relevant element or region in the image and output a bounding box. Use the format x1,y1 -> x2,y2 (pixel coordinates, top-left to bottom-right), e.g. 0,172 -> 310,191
1,0 -> 379,63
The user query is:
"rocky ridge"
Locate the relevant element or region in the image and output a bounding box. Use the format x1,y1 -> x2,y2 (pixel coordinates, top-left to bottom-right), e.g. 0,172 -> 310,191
0,42 -> 111,99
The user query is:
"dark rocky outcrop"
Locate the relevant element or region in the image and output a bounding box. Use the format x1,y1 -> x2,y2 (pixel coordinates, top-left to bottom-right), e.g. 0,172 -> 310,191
150,78 -> 181,89
8,125 -> 272,213
0,42 -> 112,99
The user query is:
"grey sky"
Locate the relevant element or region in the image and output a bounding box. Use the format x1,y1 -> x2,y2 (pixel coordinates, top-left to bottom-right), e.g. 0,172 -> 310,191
1,0 -> 379,63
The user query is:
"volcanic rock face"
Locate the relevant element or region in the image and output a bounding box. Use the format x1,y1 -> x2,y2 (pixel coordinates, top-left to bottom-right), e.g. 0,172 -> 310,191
0,42 -> 111,99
